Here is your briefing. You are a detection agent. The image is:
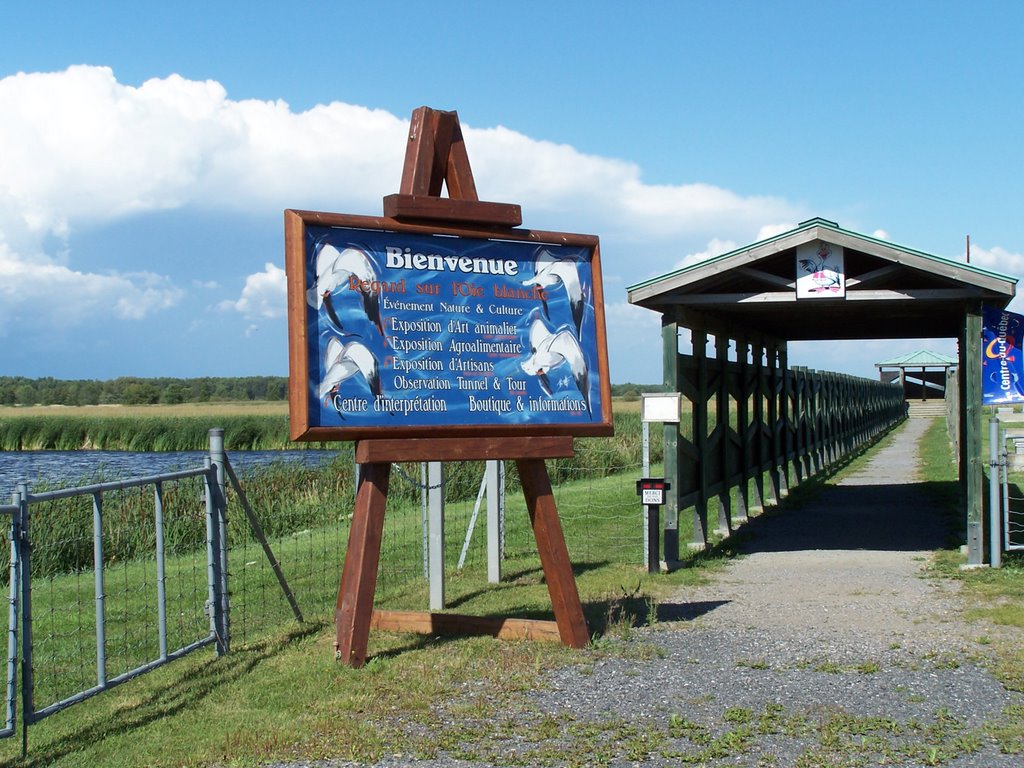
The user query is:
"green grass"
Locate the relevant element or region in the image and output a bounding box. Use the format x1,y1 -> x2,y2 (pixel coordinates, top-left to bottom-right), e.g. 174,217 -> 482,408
0,448 -> 714,767
3,412 -> 1021,766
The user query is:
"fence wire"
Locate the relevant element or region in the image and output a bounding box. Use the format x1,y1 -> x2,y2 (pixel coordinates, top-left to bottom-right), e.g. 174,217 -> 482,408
225,452 -> 648,644
20,472 -> 212,715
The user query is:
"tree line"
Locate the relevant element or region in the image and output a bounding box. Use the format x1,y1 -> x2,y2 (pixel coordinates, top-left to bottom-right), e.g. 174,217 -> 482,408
0,376 -> 661,407
0,376 -> 289,406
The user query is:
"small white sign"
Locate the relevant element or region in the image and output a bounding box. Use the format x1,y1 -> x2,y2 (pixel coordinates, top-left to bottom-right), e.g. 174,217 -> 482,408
642,488 -> 664,506
642,392 -> 681,423
796,241 -> 845,299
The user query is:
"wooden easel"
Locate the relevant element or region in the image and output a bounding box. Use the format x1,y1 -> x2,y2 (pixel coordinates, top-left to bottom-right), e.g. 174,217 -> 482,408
334,107 -> 590,667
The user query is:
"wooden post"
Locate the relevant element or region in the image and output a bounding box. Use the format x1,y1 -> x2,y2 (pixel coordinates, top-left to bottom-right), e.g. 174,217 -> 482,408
662,319 -> 681,563
335,462 -> 391,667
518,459 -> 589,648
736,337 -> 750,522
716,334 -> 731,535
962,304 -> 983,564
694,328 -> 710,547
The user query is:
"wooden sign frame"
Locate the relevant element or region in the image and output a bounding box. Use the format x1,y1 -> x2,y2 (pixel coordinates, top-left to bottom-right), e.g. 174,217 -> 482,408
284,210 -> 613,442
287,106 -> 604,666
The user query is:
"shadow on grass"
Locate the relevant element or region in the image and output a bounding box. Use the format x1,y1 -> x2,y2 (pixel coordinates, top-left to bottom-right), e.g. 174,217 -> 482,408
7,622 -> 325,768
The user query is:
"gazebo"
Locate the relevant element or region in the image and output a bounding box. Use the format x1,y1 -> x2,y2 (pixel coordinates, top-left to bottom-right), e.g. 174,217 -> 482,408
876,349 -> 958,401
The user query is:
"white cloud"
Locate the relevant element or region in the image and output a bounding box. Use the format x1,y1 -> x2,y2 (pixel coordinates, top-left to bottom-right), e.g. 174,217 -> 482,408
604,300 -> 662,328
673,238 -> 738,270
757,223 -> 793,241
0,65 -> 806,337
219,262 -> 286,319
967,244 -> 1024,313
0,241 -> 182,333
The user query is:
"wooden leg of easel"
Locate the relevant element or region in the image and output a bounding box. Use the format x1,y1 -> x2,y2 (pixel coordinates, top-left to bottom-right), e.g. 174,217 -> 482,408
517,458 -> 589,648
335,462 -> 391,667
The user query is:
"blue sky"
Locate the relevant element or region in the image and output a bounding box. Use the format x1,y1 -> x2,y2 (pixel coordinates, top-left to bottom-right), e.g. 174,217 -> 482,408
1,1 -> 1022,384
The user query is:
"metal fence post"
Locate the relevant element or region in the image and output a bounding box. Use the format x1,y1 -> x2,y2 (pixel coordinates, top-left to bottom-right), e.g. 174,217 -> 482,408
486,460 -> 501,584
4,495 -> 20,740
92,492 -> 107,687
153,482 -> 169,661
428,462 -> 445,610
16,482 -> 32,751
989,417 -> 1002,568
208,429 -> 230,654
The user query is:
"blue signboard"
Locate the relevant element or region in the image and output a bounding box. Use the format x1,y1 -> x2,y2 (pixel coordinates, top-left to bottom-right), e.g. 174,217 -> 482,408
285,212 -> 612,440
982,304 -> 1024,404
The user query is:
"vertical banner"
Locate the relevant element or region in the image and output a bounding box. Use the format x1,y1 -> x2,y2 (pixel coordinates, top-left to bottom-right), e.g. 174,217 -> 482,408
982,304 -> 1024,404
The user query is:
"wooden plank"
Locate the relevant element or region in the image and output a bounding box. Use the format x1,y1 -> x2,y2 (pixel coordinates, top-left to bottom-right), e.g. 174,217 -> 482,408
400,107 -> 442,196
735,266 -> 795,290
335,462 -> 391,667
370,610 -> 562,642
517,458 -> 589,648
441,112 -> 479,201
662,319 -> 681,563
962,304 -> 984,564
356,436 -> 574,463
844,264 -> 900,288
382,194 -> 522,227
284,209 -> 311,442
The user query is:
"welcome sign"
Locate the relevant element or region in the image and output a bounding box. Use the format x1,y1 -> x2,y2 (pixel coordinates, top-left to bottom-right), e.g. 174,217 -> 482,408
285,210 -> 613,440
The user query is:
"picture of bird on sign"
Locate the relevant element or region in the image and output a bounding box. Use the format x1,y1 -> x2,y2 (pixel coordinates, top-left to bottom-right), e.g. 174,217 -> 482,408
796,241 -> 845,298
520,248 -> 589,340
518,311 -> 592,418
307,238 -> 388,343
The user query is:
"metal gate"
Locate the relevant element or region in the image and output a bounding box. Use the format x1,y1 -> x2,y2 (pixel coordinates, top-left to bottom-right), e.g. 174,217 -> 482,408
4,457 -> 228,747
0,502 -> 18,740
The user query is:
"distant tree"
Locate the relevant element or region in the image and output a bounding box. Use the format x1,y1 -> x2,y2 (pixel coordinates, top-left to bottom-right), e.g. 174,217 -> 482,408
123,381 -> 160,405
161,383 -> 187,405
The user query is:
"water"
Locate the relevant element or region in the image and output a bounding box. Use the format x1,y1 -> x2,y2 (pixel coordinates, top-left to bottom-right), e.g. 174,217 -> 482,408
0,449 -> 346,497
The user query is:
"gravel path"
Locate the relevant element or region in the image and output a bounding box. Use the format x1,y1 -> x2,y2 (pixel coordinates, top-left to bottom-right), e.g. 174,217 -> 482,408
528,417 -> 1024,766
280,418 -> 1024,767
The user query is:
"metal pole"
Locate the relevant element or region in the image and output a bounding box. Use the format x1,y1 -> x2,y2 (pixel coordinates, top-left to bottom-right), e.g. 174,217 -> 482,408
17,482 -> 33,750
428,462 -> 444,610
92,492 -> 107,687
153,482 -> 169,660
642,420 -> 650,476
486,460 -> 501,583
645,504 -> 660,573
208,429 -> 229,653
5,497 -> 20,737
420,463 -> 428,580
1002,427 -> 1011,552
457,470 -> 487,571
989,417 -> 1002,568
203,458 -> 222,653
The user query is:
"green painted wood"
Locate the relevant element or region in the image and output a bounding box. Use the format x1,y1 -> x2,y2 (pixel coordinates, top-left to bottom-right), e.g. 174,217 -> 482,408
716,335 -> 731,534
962,305 -> 984,564
694,328 -> 710,547
662,319 -> 681,563
736,338 -> 751,520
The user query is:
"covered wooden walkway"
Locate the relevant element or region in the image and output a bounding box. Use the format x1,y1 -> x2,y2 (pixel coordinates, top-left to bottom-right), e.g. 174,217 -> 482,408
628,218 -> 1017,564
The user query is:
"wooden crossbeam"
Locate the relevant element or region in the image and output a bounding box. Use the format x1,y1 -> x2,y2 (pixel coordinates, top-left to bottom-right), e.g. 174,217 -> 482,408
382,106 -> 522,227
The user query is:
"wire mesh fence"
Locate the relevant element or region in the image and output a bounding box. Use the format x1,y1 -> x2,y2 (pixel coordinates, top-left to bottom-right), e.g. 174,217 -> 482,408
13,470 -> 217,722
225,448 -> 649,646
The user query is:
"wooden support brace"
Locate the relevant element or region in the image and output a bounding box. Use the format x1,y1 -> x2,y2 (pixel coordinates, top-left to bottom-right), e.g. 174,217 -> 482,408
335,462 -> 391,668
517,458 -> 590,648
